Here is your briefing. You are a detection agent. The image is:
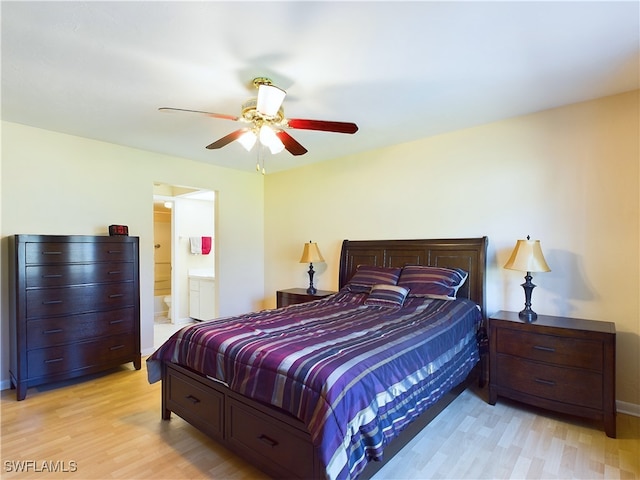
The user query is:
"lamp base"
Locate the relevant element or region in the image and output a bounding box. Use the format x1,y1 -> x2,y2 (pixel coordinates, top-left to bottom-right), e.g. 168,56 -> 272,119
306,263 -> 317,295
518,308 -> 538,322
519,272 -> 538,322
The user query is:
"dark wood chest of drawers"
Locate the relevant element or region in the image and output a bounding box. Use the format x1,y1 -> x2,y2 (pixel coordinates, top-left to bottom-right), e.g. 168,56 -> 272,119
488,310 -> 616,437
9,234 -> 141,400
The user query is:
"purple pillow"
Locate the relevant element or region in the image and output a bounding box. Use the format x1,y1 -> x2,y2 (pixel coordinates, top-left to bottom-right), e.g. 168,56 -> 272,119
346,265 -> 402,293
364,284 -> 409,307
397,266 -> 468,300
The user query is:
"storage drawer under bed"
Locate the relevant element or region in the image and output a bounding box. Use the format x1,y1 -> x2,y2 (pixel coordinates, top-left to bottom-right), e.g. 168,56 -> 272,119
163,362 -> 322,479
165,366 -> 224,441
227,397 -> 316,479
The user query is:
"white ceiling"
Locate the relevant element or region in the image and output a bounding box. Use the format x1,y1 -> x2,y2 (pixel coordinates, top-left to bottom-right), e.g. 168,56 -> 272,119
2,1 -> 638,173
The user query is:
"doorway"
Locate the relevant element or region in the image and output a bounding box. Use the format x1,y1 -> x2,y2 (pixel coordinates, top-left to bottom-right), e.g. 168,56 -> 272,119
153,183 -> 216,348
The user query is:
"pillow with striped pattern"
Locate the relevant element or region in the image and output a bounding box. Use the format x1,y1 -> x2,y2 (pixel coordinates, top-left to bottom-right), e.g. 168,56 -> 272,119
398,266 -> 468,300
346,265 -> 402,293
364,284 -> 409,307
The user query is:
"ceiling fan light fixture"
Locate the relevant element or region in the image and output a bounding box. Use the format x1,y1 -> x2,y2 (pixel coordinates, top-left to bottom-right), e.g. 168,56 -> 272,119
256,84 -> 286,117
259,125 -> 285,154
237,130 -> 257,151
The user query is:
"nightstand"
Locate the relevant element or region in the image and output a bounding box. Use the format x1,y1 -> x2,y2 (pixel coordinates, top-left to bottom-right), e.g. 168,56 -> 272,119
488,310 -> 616,437
276,288 -> 336,308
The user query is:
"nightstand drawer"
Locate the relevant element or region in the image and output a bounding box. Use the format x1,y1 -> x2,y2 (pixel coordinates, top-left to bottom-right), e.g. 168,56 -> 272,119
496,328 -> 603,371
496,354 -> 603,409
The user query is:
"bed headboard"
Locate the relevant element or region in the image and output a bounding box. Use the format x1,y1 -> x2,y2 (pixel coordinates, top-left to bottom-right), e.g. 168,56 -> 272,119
339,237 -> 488,319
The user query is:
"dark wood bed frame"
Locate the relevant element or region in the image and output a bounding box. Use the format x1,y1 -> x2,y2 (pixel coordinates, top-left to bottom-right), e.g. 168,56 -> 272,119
161,237 -> 488,479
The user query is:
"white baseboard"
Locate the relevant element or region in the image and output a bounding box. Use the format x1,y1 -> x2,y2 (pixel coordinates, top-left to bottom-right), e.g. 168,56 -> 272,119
617,399 -> 640,417
1,379 -> 11,391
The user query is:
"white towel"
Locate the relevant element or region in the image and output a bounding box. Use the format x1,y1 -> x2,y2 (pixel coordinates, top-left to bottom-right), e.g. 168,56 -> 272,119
190,236 -> 202,254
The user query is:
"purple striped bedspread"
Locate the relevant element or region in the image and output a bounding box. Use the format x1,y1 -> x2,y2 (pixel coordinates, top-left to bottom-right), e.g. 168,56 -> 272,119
147,290 -> 482,480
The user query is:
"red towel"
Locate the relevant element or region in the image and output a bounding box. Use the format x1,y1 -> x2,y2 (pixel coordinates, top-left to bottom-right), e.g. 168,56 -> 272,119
201,236 -> 212,255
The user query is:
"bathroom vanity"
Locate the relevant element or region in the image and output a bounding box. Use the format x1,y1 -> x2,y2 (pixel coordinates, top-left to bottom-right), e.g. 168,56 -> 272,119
189,271 -> 215,321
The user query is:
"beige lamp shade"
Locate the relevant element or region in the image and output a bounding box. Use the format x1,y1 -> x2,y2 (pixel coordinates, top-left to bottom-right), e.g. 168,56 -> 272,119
299,242 -> 324,264
504,238 -> 551,273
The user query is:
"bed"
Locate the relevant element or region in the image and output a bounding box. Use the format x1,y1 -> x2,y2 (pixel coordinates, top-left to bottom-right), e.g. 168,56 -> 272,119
147,237 -> 488,480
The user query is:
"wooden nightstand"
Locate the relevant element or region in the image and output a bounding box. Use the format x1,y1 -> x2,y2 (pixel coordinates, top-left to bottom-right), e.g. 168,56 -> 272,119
276,288 -> 336,308
488,310 -> 616,437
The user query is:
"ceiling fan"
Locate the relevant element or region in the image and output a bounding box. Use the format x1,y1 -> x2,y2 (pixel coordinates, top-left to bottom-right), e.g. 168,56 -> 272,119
159,77 -> 358,157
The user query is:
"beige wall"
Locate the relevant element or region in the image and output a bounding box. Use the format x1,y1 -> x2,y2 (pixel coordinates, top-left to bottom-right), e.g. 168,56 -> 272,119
264,91 -> 639,407
0,122 -> 265,387
2,91 -> 638,409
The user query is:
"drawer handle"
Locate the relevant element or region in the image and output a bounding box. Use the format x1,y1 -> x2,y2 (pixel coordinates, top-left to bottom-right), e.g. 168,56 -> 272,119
107,250 -> 123,254
257,434 -> 279,448
108,270 -> 122,275
109,319 -> 125,325
534,378 -> 556,386
109,344 -> 125,351
43,328 -> 63,334
43,300 -> 62,305
533,345 -> 556,353
185,395 -> 201,405
45,357 -> 64,364
42,274 -> 63,279
109,294 -> 124,298
42,251 -> 62,255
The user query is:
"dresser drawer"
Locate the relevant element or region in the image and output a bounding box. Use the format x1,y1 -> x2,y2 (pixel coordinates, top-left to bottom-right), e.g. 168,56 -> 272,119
496,354 -> 603,409
166,368 -> 224,440
227,398 -> 315,479
496,328 -> 603,371
27,333 -> 136,378
26,283 -> 135,318
25,241 -> 134,265
26,262 -> 134,288
26,308 -> 135,349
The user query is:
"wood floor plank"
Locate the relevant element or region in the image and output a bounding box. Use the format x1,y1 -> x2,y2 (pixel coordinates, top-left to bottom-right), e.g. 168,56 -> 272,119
1,362 -> 638,479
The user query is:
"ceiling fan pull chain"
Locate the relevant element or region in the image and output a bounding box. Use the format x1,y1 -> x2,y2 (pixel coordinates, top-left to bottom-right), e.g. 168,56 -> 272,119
256,144 -> 266,175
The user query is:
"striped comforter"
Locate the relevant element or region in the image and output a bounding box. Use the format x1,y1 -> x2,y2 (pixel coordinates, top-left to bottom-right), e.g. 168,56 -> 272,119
147,290 -> 481,480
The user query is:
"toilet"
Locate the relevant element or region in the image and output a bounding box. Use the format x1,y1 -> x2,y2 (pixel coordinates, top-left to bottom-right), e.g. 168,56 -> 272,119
164,295 -> 172,321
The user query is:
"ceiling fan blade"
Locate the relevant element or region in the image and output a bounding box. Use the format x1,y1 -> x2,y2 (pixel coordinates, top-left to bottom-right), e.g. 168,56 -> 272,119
206,129 -> 249,150
159,107 -> 239,121
287,118 -> 358,134
276,131 -> 308,156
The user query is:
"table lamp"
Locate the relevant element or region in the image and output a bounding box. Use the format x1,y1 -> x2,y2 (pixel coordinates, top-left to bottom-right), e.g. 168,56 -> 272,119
504,236 -> 551,322
299,241 -> 324,294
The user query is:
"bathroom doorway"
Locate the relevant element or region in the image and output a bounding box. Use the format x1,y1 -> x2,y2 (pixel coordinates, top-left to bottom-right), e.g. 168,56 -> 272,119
153,183 -> 216,348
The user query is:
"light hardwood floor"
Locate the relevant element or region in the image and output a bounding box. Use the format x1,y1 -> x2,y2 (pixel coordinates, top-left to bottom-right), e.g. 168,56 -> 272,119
1,363 -> 638,479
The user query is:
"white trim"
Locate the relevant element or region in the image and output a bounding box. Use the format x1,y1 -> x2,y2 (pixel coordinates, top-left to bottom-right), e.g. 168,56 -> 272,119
0,379 -> 11,391
617,400 -> 640,417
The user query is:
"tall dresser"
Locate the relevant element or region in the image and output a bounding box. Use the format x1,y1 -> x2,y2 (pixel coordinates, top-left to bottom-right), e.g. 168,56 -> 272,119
9,234 -> 141,400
